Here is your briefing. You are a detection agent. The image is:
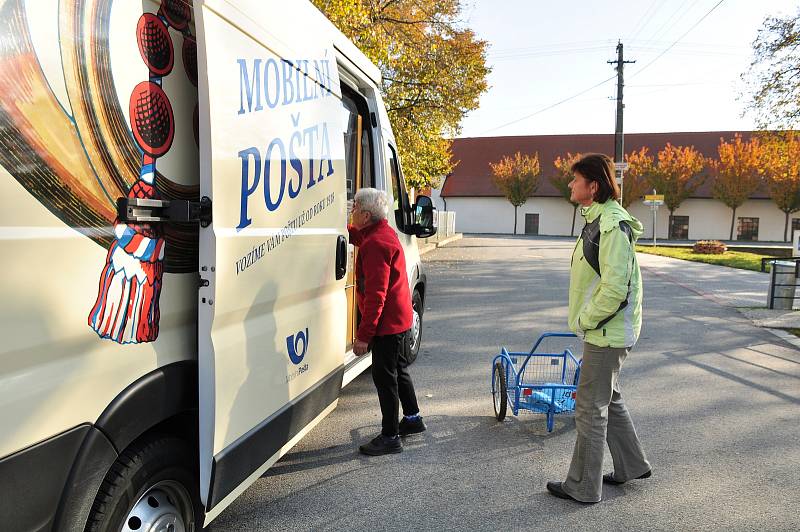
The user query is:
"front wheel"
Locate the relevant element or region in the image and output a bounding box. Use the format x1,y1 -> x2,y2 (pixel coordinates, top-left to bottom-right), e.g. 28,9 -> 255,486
85,434 -> 202,532
407,289 -> 423,364
493,361 -> 508,421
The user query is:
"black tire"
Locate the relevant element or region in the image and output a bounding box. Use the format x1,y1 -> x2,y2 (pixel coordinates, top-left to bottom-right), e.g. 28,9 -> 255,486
493,361 -> 508,421
85,434 -> 202,532
407,289 -> 423,365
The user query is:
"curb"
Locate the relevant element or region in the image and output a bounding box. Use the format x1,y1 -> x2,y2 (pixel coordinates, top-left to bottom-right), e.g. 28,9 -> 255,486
419,233 -> 463,256
435,233 -> 463,247
764,327 -> 800,349
418,243 -> 436,256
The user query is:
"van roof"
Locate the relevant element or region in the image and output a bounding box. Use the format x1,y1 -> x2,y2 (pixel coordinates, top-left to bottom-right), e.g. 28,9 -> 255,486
214,0 -> 382,87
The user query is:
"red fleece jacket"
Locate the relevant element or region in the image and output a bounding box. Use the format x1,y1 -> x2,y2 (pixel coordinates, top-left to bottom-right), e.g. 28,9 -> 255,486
348,219 -> 412,344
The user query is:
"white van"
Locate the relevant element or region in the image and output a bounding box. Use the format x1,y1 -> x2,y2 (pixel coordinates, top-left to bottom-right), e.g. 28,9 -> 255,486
0,0 -> 436,530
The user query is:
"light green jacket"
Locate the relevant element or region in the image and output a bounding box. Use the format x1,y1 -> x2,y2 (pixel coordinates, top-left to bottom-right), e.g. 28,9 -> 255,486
568,200 -> 644,348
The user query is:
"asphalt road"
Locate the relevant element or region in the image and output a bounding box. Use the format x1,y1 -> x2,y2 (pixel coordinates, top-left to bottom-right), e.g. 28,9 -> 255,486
209,235 -> 800,531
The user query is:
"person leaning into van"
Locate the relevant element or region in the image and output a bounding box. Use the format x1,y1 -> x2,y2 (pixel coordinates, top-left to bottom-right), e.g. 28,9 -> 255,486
546,153 -> 652,503
349,188 -> 426,455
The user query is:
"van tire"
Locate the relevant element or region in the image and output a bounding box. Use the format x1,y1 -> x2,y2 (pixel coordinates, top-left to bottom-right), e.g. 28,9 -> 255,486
85,434 -> 201,532
407,289 -> 423,364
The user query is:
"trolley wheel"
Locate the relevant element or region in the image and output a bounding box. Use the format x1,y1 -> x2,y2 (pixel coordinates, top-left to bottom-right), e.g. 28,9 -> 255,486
492,361 -> 507,421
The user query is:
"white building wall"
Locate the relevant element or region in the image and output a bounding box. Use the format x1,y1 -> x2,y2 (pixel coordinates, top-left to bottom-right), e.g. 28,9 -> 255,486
628,198 -> 790,242
445,197 -> 514,233
447,195 -> 794,241
445,197 -> 580,235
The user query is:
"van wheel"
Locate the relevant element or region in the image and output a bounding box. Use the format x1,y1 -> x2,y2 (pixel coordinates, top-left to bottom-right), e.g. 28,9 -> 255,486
86,435 -> 201,532
408,289 -> 423,364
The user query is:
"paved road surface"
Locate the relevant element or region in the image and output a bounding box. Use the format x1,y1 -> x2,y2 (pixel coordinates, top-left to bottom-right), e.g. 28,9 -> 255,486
209,235 -> 800,531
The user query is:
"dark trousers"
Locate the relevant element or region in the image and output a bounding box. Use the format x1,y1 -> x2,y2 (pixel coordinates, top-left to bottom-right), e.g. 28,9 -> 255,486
370,331 -> 419,437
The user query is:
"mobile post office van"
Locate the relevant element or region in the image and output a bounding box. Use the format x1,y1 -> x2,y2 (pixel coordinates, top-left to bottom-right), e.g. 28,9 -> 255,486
0,0 -> 436,530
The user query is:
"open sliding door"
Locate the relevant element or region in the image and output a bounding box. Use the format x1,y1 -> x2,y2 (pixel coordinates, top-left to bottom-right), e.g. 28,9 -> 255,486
195,0 -> 348,521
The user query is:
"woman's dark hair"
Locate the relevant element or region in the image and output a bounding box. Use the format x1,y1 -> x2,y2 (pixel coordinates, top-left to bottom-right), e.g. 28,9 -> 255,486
570,153 -> 620,203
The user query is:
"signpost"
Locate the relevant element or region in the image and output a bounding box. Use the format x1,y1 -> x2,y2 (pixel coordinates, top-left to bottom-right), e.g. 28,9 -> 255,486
614,162 -> 629,193
642,190 -> 664,247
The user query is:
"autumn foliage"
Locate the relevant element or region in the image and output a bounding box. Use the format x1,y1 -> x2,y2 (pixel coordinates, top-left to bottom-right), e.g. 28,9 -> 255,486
760,132 -> 800,240
649,143 -> 706,217
490,152 -> 541,235
708,134 -> 764,240
622,147 -> 655,209
312,0 -> 490,189
551,152 -> 581,235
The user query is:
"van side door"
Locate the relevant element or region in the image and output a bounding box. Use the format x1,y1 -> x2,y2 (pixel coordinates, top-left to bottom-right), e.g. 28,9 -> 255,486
195,0 -> 347,521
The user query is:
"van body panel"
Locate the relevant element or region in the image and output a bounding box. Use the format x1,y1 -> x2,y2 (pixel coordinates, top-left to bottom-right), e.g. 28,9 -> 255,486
1,0 -> 430,527
94,360 -> 198,453
0,0 -> 198,460
195,0 -> 348,514
0,424 -> 90,532
53,427 -> 118,532
206,365 -> 343,509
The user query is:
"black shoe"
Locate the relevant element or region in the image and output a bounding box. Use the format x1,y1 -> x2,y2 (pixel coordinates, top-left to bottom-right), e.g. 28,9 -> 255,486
546,481 -> 599,504
399,416 -> 426,436
603,469 -> 652,485
359,434 -> 402,456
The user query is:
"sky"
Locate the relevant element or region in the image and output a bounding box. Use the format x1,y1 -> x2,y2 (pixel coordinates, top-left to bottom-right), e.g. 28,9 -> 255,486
457,0 -> 799,138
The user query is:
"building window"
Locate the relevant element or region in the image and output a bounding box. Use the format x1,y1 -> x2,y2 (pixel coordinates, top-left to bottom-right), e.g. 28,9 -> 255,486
524,213 -> 539,235
669,215 -> 689,240
792,218 -> 800,233
737,217 -> 759,241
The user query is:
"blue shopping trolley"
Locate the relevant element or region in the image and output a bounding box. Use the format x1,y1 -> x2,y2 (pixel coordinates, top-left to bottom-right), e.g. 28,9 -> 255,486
491,332 -> 582,432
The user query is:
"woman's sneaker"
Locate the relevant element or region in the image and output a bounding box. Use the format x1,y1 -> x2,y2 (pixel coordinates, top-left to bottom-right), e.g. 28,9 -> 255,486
359,434 -> 402,456
399,415 -> 426,436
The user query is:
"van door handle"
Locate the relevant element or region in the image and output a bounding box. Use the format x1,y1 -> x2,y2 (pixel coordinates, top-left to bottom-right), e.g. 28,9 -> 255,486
335,235 -> 347,280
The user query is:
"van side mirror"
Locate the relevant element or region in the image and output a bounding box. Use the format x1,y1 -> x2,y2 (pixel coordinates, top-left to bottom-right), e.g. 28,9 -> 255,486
412,195 -> 437,238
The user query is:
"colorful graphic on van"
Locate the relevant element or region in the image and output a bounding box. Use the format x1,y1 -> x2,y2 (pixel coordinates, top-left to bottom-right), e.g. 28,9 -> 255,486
0,0 -> 198,344
89,7 -> 195,344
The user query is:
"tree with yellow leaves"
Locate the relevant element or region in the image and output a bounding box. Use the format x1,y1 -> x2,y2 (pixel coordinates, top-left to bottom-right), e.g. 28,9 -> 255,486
312,0 -> 490,189
622,147 -> 655,209
490,152 -> 540,235
760,132 -> 800,241
649,143 -> 705,224
551,152 -> 581,236
708,134 -> 765,240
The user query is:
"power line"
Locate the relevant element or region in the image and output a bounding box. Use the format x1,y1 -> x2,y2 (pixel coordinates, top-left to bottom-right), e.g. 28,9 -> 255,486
628,0 -> 668,43
480,74 -> 617,134
629,0 -> 727,79
642,0 -> 698,45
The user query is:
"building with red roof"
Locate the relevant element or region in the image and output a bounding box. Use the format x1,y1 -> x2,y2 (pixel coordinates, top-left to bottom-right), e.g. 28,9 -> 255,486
434,131 -> 794,241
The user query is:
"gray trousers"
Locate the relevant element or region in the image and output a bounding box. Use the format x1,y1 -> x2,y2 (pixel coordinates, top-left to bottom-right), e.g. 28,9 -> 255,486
562,342 -> 651,502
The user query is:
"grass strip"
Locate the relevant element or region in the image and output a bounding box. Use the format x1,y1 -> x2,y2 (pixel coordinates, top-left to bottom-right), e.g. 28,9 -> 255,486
635,245 -> 774,272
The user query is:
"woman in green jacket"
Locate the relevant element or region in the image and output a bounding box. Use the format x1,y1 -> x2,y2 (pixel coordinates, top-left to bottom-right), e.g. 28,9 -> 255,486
546,153 -> 652,504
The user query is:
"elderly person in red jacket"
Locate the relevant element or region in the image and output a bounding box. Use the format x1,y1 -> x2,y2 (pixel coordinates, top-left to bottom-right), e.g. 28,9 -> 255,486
349,187 -> 425,455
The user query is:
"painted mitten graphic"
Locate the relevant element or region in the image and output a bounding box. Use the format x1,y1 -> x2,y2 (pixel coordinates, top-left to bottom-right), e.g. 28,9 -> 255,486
88,13 -> 176,343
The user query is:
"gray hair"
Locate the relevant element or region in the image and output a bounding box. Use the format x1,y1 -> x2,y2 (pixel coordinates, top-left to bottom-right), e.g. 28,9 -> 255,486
354,188 -> 389,223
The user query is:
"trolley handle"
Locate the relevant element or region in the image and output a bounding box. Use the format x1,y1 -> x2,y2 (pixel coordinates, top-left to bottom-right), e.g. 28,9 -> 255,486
528,332 -> 577,355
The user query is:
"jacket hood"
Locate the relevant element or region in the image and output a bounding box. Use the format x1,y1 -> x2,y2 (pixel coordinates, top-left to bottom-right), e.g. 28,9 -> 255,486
581,200 -> 644,241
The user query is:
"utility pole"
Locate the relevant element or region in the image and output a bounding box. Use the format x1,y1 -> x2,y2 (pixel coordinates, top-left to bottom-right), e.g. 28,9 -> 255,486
608,41 -> 635,199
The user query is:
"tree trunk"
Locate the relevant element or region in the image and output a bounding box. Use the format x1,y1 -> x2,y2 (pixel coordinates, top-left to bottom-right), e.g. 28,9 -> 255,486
570,204 -> 577,236
729,206 -> 737,240
513,205 -> 517,235
784,210 -> 790,242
